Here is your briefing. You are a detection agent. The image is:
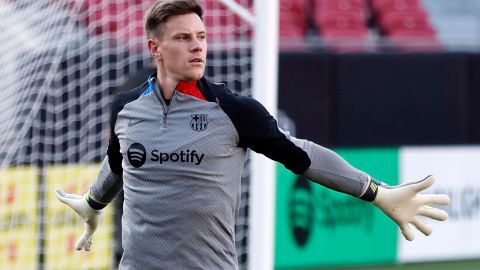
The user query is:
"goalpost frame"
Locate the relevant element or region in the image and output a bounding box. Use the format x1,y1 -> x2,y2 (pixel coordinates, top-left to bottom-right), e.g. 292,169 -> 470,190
249,1 -> 279,270
218,1 -> 280,269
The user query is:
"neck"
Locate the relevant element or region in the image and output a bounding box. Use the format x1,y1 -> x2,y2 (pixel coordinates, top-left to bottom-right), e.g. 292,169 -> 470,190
156,71 -> 178,100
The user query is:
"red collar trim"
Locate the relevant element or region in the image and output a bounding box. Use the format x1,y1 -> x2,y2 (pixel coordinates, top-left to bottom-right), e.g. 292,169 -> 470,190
176,81 -> 207,101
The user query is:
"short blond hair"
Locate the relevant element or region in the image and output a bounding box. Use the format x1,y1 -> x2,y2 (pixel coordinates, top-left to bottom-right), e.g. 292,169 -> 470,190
144,0 -> 203,39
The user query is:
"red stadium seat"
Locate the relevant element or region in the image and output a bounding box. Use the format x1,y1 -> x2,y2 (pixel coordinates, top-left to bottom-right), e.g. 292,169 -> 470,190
203,0 -> 252,43
371,0 -> 439,51
316,11 -> 367,33
76,0 -> 157,49
378,10 -> 430,34
279,0 -> 308,38
371,0 -> 421,12
316,0 -> 366,14
377,8 -> 442,51
315,11 -> 369,52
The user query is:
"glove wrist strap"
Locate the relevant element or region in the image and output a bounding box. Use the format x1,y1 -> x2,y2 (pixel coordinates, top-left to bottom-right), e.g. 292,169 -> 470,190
86,191 -> 107,210
360,180 -> 379,202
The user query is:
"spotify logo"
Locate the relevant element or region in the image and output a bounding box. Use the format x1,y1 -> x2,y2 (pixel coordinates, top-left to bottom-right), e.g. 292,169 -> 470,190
127,143 -> 146,168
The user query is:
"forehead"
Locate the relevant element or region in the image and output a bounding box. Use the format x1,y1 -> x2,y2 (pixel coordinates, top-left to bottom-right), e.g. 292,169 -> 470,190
163,13 -> 205,35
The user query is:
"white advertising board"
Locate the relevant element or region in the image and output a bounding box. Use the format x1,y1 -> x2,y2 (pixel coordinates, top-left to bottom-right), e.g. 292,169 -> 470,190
398,146 -> 480,262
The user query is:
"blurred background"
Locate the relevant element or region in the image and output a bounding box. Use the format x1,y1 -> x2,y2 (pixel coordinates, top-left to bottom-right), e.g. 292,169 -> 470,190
0,0 -> 479,269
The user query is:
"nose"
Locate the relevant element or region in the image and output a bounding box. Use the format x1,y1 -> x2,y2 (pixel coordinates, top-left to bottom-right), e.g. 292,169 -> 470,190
191,37 -> 204,52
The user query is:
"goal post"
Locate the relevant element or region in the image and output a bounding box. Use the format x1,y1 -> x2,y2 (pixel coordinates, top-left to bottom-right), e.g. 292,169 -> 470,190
216,1 -> 280,268
249,0 -> 279,270
215,1 -> 280,268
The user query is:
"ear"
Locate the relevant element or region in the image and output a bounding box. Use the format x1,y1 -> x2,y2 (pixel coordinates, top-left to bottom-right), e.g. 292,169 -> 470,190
147,39 -> 162,61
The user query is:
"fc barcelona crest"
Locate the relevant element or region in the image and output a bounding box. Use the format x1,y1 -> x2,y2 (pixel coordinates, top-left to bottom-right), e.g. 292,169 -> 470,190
191,114 -> 208,132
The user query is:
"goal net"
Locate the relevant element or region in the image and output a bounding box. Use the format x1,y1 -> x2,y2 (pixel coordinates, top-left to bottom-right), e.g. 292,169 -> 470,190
0,0 -> 255,269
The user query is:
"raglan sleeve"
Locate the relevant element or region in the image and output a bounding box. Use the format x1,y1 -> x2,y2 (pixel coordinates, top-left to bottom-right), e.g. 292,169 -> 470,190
86,95 -> 125,210
232,96 -> 376,201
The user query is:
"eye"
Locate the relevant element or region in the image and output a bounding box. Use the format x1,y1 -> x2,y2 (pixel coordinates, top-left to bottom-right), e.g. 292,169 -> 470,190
198,34 -> 206,41
176,35 -> 188,41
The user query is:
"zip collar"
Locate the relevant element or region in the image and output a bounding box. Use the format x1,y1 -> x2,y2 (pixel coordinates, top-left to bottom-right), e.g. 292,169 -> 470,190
149,76 -> 207,103
148,73 -> 213,103
149,76 -> 171,110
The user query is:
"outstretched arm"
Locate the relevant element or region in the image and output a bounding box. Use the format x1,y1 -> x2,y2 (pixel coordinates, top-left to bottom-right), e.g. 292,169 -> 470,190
277,131 -> 451,240
232,96 -> 450,240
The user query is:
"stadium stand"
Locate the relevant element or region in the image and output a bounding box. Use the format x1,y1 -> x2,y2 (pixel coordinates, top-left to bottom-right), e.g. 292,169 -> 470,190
203,0 -> 252,43
371,0 -> 421,13
278,0 -> 310,51
64,0 -> 255,49
313,0 -> 370,51
276,0 -> 480,52
377,10 -> 433,35
67,0 -> 440,52
370,0 -> 441,51
62,0 -> 480,53
279,0 -> 308,38
317,0 -> 367,15
77,0 -> 156,50
315,11 -> 368,37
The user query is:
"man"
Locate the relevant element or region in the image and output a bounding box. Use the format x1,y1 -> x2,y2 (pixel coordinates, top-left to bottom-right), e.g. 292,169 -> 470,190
56,0 -> 450,269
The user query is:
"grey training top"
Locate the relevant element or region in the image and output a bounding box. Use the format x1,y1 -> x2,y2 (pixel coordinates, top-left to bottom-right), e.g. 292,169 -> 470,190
89,74 -> 376,269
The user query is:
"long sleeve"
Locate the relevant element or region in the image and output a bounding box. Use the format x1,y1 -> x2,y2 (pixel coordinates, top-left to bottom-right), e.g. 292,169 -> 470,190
216,89 -> 374,200
87,132 -> 123,209
281,130 -> 371,198
86,90 -> 132,209
88,156 -> 123,207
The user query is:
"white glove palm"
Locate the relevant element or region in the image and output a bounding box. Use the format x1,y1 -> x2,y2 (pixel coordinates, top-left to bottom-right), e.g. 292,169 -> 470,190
55,189 -> 102,251
373,175 -> 450,241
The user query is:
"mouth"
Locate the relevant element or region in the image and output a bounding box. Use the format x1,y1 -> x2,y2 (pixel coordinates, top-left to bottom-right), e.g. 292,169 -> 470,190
189,58 -> 204,64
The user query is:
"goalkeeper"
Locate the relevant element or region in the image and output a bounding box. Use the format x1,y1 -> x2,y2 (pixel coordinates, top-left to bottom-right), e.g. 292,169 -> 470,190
56,0 -> 450,269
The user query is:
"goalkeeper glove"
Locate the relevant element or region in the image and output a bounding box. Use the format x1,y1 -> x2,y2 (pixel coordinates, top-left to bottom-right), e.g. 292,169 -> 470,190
372,175 -> 450,241
55,189 -> 102,251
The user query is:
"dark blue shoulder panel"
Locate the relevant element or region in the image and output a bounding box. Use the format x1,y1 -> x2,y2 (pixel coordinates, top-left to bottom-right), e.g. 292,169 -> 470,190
199,78 -> 311,175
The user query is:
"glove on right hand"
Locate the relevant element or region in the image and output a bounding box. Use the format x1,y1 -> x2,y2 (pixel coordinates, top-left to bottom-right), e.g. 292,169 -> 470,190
56,189 -> 102,251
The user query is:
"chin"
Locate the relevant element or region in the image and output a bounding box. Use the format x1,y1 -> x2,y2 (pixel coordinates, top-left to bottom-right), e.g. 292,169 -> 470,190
186,72 -> 205,81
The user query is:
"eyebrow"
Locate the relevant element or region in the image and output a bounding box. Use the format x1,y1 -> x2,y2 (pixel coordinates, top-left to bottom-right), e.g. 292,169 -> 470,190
173,30 -> 206,36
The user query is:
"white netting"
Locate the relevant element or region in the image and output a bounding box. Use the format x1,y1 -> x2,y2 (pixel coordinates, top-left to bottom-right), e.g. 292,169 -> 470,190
0,0 -> 253,269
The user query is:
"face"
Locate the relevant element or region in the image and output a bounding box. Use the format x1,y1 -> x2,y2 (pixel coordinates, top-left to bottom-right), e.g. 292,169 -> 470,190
149,13 -> 207,82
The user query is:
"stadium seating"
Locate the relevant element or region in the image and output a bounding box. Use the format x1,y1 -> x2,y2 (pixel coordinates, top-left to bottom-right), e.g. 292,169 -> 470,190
277,0 -> 310,51
315,11 -> 368,36
203,0 -> 251,43
279,0 -> 308,38
74,0 -> 253,46
314,0 -> 368,30
371,0 -> 421,13
316,0 -> 366,15
370,0 -> 441,51
378,10 -> 430,34
74,0 -> 157,51
313,0 -> 370,51
66,0 -> 450,52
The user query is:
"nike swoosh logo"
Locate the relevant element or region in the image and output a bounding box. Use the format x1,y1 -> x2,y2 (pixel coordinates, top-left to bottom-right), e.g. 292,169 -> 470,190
128,119 -> 145,127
